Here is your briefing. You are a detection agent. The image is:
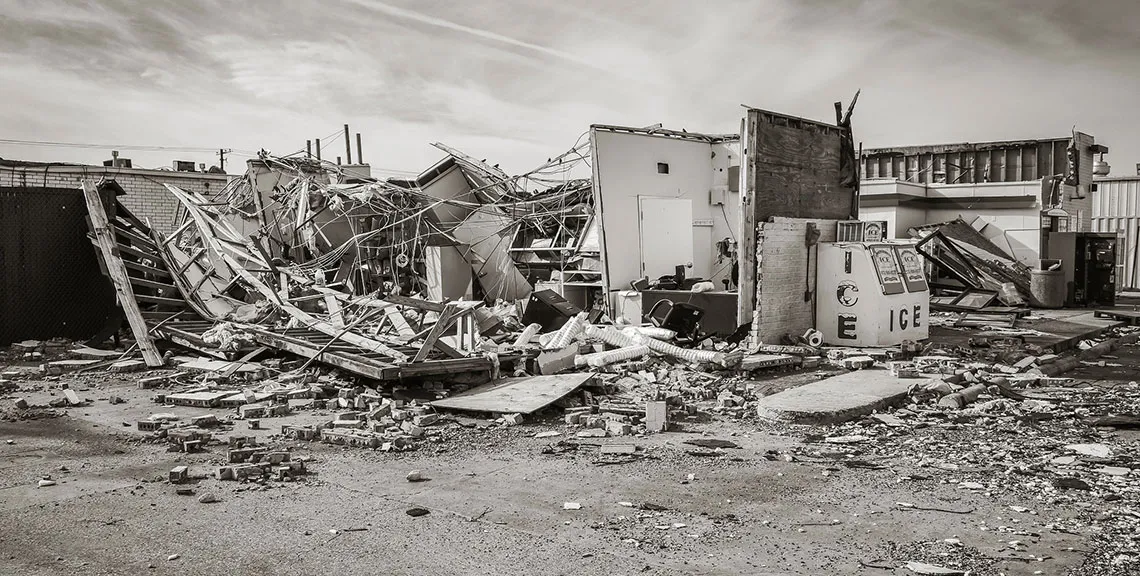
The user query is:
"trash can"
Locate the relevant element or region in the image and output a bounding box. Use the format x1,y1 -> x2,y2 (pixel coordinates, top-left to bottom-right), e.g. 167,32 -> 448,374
1030,269 -> 1065,308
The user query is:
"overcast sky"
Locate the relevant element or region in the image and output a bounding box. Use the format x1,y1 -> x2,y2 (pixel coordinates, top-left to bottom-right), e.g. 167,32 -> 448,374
1,0 -> 1138,177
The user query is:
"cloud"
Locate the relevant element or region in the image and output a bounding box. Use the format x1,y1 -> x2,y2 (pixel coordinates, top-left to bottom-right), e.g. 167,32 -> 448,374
0,0 -> 1139,174
344,0 -> 615,75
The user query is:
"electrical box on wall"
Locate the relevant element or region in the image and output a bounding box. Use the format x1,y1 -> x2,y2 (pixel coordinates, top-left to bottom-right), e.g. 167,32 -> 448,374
709,186 -> 726,205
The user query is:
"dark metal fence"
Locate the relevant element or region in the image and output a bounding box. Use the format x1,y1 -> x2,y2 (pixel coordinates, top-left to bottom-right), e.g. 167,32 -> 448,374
0,186 -> 116,345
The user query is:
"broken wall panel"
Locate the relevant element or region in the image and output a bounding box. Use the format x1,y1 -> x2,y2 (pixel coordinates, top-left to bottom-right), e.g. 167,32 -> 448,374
747,217 -> 839,347
417,161 -> 532,302
738,107 -> 856,325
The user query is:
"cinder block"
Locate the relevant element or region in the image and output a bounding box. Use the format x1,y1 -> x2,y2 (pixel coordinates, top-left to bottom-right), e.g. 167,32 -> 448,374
169,465 -> 188,484
645,401 -> 667,433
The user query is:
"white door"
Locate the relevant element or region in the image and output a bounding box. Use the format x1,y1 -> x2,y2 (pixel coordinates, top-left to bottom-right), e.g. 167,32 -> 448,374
638,197 -> 693,279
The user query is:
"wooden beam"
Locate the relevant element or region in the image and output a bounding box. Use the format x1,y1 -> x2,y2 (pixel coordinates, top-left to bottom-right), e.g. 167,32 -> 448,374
384,307 -> 417,340
161,219 -> 195,247
134,293 -> 188,307
111,222 -> 160,251
323,294 -> 345,328
243,326 -> 398,380
398,357 -> 491,378
122,259 -> 172,278
127,276 -> 179,292
413,304 -> 457,362
383,294 -> 446,312
737,112 -> 758,327
82,181 -> 164,367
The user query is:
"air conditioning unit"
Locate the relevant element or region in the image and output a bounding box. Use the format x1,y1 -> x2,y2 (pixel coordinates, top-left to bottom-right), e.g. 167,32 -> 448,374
837,220 -> 888,242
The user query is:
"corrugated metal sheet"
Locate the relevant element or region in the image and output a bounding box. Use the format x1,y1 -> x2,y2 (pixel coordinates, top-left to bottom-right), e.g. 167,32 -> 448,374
1091,178 -> 1140,289
0,186 -> 117,344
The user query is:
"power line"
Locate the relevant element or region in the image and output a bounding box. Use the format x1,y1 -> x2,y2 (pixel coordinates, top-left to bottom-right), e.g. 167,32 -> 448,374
0,137 -> 256,155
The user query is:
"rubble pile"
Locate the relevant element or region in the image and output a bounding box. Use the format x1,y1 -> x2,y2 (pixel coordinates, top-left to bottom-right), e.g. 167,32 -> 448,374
781,351 -> 1140,574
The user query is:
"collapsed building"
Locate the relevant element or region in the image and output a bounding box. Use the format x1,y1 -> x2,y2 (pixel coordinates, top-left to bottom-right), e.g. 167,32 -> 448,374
8,96 -> 1122,427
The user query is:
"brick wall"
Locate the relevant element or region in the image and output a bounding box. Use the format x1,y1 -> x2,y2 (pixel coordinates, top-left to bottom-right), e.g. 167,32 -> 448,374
0,165 -> 230,234
748,217 -> 839,348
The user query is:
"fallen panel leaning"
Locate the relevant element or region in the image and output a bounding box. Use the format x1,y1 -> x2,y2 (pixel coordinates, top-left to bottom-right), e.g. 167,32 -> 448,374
430,373 -> 595,414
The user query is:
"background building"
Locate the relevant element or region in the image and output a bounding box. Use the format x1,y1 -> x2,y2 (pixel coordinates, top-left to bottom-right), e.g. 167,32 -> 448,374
0,157 -> 231,234
1092,170 -> 1140,291
859,133 -> 1104,266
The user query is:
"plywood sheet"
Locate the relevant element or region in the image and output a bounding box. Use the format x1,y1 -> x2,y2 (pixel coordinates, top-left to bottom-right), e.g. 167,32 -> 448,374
430,373 -> 594,414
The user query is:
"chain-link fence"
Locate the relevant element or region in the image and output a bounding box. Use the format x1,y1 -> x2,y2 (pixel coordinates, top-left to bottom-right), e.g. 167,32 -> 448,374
0,186 -> 117,345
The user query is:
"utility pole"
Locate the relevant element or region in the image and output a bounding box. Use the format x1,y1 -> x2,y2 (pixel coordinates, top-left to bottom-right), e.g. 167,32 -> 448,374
218,148 -> 232,172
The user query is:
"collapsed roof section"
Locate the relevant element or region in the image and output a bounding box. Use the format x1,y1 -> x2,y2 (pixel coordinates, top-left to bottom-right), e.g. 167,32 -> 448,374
74,135 -> 603,383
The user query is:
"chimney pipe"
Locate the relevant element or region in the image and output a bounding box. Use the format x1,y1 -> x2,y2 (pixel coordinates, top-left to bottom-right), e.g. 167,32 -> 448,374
306,140 -> 312,158
356,133 -> 363,164
344,124 -> 352,164
315,139 -> 322,161
337,156 -> 342,165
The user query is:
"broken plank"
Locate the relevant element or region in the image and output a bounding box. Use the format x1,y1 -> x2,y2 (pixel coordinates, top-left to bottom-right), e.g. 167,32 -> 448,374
413,304 -> 457,363
385,307 -> 417,339
82,181 -> 164,368
111,221 -> 160,251
384,294 -> 446,313
133,294 -> 187,307
430,373 -> 594,414
398,357 -> 492,377
123,259 -> 173,278
242,326 -> 398,380
323,294 -> 345,328
127,276 -> 179,292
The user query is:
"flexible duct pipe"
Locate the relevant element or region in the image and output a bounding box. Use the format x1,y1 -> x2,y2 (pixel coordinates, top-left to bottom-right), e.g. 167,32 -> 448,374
587,326 -> 727,366
622,326 -> 677,341
548,312 -> 587,349
513,323 -> 542,347
575,345 -> 651,368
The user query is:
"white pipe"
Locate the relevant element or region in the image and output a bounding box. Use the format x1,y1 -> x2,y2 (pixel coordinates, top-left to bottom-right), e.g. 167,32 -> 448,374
513,323 -> 542,347
575,344 -> 651,368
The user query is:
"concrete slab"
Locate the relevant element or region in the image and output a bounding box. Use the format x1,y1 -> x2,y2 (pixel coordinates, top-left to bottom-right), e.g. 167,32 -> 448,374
46,359 -> 100,372
930,309 -> 1121,353
756,368 -> 925,425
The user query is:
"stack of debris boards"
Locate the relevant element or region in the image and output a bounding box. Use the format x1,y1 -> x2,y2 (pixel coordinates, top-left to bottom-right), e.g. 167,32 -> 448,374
82,181 -> 191,367
80,178 -> 508,383
913,218 -> 1035,326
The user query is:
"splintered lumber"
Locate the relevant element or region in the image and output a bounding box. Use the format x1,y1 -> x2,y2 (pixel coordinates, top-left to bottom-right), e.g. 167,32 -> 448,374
165,183 -> 410,363
430,373 -> 595,414
384,307 -> 417,340
413,304 -> 459,362
82,181 -> 165,368
225,253 -> 410,362
384,295 -> 446,313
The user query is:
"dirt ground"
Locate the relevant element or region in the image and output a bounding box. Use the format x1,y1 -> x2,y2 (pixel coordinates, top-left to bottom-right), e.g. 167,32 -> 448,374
3,356 -> 1135,576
